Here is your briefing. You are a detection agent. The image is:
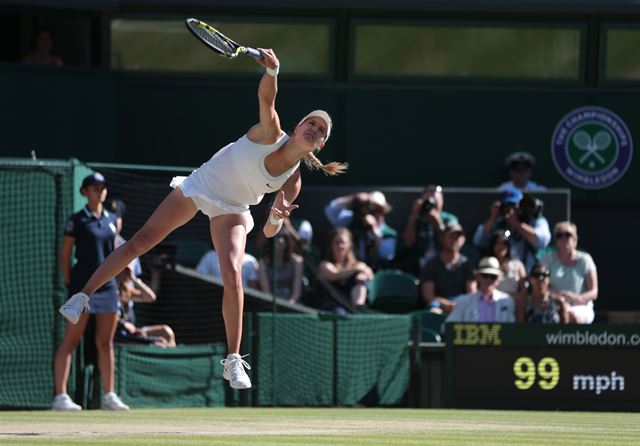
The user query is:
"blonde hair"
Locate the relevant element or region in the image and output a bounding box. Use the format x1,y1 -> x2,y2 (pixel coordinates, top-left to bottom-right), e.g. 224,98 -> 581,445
303,151 -> 348,176
554,221 -> 578,240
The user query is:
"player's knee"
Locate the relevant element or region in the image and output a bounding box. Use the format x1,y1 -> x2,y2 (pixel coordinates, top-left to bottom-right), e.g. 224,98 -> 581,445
58,340 -> 80,354
128,230 -> 159,255
220,267 -> 243,292
95,338 -> 114,353
162,326 -> 176,344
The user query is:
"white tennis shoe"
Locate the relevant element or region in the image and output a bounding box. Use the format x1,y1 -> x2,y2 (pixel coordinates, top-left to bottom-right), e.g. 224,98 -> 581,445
51,394 -> 82,411
59,292 -> 90,324
101,392 -> 130,411
221,354 -> 252,389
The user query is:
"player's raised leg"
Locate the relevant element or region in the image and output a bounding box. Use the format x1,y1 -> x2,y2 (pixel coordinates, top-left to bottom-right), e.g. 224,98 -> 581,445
60,188 -> 198,324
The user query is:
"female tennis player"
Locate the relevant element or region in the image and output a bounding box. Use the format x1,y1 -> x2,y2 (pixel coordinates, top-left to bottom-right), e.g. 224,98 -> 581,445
59,49 -> 346,390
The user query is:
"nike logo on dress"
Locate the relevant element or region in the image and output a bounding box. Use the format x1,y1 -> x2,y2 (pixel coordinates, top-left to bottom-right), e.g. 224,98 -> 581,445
266,183 -> 276,189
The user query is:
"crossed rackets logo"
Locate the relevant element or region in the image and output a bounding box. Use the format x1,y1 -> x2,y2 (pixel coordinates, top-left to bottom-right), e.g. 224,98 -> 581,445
569,127 -> 615,171
551,106 -> 633,190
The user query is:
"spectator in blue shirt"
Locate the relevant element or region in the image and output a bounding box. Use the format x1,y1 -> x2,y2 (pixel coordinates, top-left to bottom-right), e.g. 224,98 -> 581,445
498,151 -> 547,192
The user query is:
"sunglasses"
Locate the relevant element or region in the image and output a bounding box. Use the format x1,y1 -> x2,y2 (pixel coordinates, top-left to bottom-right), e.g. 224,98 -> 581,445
531,272 -> 550,279
480,273 -> 499,280
509,162 -> 532,171
555,232 -> 574,239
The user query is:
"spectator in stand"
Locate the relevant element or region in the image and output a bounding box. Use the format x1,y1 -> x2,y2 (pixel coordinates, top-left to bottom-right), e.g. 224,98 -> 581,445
318,228 -> 374,311
115,261 -> 176,347
542,221 -> 598,324
324,191 -> 397,270
446,257 -> 516,323
22,27 -> 63,66
489,229 -> 526,297
52,173 -> 128,411
397,185 -> 459,277
258,231 -> 304,304
196,247 -> 259,290
473,187 -> 550,271
498,151 -> 546,192
107,199 -> 127,235
420,222 -> 476,313
283,216 -> 313,254
517,263 -> 569,324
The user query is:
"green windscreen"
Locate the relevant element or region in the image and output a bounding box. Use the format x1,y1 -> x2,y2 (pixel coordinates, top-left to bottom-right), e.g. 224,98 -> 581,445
256,313 -> 411,406
115,343 -> 227,408
0,163 -> 73,408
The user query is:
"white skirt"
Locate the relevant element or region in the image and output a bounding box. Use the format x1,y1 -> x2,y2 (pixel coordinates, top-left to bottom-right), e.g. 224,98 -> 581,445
170,175 -> 254,232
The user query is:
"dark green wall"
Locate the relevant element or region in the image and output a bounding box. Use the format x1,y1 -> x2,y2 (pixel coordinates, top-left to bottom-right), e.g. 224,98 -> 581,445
1,65 -> 119,161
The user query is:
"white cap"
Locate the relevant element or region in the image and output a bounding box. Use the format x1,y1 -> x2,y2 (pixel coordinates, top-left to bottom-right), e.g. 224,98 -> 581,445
297,220 -> 313,243
369,191 -> 392,214
298,110 -> 332,143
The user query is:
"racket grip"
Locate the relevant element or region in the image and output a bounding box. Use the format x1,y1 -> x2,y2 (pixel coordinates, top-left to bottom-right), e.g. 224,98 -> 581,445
246,47 -> 263,59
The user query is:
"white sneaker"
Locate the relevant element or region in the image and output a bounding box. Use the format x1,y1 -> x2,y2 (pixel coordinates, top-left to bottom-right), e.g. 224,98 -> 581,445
101,392 -> 130,411
52,394 -> 82,411
220,354 -> 252,389
59,292 -> 90,324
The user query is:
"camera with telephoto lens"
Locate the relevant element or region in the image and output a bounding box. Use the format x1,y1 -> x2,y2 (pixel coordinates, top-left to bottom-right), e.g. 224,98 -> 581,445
421,196 -> 437,215
352,197 -> 376,218
518,195 -> 544,224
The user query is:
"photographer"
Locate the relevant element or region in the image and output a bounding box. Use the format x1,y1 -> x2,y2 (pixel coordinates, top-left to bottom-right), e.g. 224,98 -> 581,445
473,187 -> 550,271
397,185 -> 459,277
324,191 -> 397,270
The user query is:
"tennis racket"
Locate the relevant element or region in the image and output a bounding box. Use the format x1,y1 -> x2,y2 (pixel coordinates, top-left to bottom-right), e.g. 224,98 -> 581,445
185,18 -> 262,59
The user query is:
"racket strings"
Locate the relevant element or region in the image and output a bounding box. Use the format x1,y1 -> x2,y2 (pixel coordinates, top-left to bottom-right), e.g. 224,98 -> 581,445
195,27 -> 235,56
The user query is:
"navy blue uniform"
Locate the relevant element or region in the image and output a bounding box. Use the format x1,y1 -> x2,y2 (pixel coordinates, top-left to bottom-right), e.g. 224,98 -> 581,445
64,206 -> 119,313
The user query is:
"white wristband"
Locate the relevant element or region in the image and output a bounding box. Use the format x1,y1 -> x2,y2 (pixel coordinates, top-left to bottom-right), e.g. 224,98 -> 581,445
269,212 -> 284,226
266,65 -> 279,77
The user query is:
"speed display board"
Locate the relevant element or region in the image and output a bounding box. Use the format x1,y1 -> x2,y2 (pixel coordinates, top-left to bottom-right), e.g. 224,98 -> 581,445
445,323 -> 640,410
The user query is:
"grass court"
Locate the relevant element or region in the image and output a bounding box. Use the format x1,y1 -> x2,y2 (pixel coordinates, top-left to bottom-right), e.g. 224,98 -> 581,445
2,407 -> 640,445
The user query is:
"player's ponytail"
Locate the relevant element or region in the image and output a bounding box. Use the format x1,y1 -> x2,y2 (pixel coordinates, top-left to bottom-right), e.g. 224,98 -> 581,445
303,152 -> 348,176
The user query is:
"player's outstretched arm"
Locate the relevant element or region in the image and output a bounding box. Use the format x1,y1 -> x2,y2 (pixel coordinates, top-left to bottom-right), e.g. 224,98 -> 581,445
247,48 -> 282,144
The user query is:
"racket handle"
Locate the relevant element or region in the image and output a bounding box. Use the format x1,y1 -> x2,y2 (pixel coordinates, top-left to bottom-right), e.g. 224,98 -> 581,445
245,47 -> 263,59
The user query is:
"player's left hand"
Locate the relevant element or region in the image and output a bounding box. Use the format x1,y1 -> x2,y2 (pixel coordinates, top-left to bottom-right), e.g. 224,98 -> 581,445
271,191 -> 298,220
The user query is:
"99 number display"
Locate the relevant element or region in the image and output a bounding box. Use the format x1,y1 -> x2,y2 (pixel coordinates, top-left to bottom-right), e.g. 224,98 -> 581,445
513,357 -> 559,390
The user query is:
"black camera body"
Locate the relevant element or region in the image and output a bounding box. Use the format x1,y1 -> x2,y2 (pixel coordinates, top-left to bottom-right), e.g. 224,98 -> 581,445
421,196 -> 437,215
518,196 -> 544,224
499,202 -> 516,217
352,198 -> 376,217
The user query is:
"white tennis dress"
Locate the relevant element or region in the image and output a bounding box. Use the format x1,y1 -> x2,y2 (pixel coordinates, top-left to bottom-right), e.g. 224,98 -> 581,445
171,133 -> 298,232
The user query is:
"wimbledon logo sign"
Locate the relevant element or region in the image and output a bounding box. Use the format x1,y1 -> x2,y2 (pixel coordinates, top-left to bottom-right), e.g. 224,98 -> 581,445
551,106 -> 633,189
